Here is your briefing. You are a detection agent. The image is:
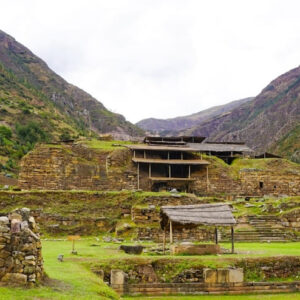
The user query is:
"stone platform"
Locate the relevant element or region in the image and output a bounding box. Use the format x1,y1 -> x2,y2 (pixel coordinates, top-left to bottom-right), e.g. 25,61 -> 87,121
170,243 -> 221,255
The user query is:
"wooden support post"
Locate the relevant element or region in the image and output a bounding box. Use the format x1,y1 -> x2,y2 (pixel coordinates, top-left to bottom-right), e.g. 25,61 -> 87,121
137,163 -> 140,189
215,227 -> 218,244
170,221 -> 173,244
144,150 -> 146,158
231,226 -> 234,254
206,166 -> 209,192
188,165 -> 191,178
163,226 -> 166,255
149,163 -> 151,178
181,152 -> 183,160
133,150 -> 136,158
168,152 -> 170,160
169,165 -> 171,178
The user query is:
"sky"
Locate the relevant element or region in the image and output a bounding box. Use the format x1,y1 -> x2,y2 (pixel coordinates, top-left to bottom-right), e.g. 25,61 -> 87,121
1,0 -> 300,123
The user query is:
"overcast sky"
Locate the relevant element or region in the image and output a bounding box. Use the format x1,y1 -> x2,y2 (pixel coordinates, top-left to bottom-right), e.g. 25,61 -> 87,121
1,0 -> 300,123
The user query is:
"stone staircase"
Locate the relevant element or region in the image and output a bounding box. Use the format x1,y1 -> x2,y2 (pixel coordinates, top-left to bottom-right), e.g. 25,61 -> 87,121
223,215 -> 298,242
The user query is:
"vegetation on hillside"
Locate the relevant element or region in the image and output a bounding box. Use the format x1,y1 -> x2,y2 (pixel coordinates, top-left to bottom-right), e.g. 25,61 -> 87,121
0,30 -> 144,175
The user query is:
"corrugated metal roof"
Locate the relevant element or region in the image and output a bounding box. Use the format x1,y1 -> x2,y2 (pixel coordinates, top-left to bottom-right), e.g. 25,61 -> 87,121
187,143 -> 254,152
161,203 -> 236,227
127,142 -> 253,153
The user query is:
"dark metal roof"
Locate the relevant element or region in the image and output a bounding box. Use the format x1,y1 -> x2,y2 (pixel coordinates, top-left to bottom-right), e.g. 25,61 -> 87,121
161,203 -> 236,228
188,143 -> 254,153
144,136 -> 206,144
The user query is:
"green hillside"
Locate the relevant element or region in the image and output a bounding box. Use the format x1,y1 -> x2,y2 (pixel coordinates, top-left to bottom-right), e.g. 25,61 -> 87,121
0,30 -> 143,175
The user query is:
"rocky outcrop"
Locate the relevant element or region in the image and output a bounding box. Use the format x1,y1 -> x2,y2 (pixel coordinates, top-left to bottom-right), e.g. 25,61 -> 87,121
0,208 -> 44,286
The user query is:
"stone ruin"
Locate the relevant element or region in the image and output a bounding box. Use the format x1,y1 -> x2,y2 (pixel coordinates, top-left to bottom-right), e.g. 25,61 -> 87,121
0,208 -> 44,285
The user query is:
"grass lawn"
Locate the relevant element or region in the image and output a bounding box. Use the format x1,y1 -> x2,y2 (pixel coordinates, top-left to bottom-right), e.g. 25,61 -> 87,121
0,240 -> 299,299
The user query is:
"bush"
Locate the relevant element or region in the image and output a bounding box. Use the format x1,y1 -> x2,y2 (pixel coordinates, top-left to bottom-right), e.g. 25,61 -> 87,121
16,122 -> 48,145
0,126 -> 12,139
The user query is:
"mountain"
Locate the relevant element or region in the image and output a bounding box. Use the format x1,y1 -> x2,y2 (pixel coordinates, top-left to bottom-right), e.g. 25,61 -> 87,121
0,30 -> 143,173
182,66 -> 300,162
136,97 -> 253,135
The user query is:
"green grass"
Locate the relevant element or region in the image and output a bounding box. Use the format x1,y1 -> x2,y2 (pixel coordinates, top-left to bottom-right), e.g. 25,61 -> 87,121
0,240 -> 299,299
81,139 -> 133,150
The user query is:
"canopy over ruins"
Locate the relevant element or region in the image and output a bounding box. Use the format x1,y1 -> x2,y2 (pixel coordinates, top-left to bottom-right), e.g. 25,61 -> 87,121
160,203 -> 236,229
160,203 -> 236,253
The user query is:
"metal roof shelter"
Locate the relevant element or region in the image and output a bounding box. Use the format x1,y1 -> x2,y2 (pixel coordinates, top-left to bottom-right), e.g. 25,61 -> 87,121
160,203 -> 236,254
188,142 -> 254,153
144,136 -> 206,145
126,136 -> 254,191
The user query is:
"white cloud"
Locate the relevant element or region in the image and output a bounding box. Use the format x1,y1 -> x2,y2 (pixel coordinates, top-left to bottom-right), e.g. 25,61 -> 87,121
1,0 -> 300,122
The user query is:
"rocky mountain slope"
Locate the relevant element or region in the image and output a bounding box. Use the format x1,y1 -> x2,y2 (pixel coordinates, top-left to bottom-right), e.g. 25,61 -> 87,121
136,97 -> 253,135
0,30 -> 143,173
182,66 -> 300,162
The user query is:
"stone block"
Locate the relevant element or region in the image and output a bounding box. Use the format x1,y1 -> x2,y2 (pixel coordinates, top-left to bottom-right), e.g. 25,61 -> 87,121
11,220 -> 21,234
217,269 -> 229,283
0,217 -> 9,225
111,269 -> 126,285
9,213 -> 22,222
228,268 -> 243,283
203,268 -> 217,283
0,250 -> 10,258
203,268 -> 244,284
171,244 -> 221,255
0,226 -> 9,233
1,273 -> 27,285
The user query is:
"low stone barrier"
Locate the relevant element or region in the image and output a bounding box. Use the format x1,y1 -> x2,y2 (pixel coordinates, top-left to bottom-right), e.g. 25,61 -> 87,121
110,268 -> 300,296
0,208 -> 44,286
118,281 -> 300,296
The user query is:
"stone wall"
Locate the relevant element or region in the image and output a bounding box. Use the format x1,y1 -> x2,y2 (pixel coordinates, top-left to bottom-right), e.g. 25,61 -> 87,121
18,144 -> 300,197
18,144 -> 137,191
0,208 -> 44,286
96,256 -> 300,291
115,281 -> 300,296
191,167 -> 300,197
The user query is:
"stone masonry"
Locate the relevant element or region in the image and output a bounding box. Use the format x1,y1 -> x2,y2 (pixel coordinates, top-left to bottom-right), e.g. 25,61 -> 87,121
0,208 -> 44,285
18,143 -> 300,197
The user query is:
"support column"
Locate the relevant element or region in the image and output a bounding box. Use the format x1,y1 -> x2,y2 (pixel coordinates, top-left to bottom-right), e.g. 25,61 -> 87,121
170,221 -> 173,244
215,227 -> 218,244
137,162 -> 140,189
181,152 -> 183,160
133,150 -> 136,158
188,165 -> 191,178
206,166 -> 209,192
163,226 -> 166,254
168,152 -> 170,160
169,165 -> 171,178
144,150 -> 146,158
231,226 -> 234,254
149,163 -> 151,178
